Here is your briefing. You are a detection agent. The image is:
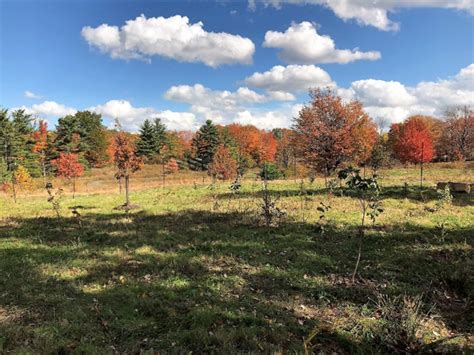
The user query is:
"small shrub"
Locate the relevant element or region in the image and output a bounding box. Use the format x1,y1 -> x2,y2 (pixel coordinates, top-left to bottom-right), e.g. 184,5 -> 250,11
258,162 -> 285,181
260,179 -> 285,227
45,182 -> 64,219
435,185 -> 452,211
315,201 -> 331,236
13,165 -> 34,191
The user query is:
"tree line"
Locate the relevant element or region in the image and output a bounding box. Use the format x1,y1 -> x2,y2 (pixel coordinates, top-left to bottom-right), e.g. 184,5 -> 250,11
1,88 -> 473,197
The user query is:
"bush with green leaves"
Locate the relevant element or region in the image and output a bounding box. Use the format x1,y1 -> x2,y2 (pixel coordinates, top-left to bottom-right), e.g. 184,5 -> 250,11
258,162 -> 285,180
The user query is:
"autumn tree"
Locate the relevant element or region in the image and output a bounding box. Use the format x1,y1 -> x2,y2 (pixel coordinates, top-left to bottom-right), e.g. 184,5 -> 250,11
32,120 -> 50,180
389,119 -> 434,164
257,131 -> 277,164
293,88 -> 376,182
438,106 -> 473,161
208,144 -> 237,181
389,118 -> 434,188
350,115 -> 378,168
274,128 -> 295,170
165,158 -> 179,175
113,131 -> 143,207
192,120 -> 220,170
51,152 -> 84,198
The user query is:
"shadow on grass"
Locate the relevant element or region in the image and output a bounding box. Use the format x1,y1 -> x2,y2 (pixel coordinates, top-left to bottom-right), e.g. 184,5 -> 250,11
0,209 -> 472,352
218,183 -> 473,207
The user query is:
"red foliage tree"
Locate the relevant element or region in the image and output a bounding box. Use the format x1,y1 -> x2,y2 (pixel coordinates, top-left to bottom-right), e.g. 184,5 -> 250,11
390,119 -> 434,164
165,158 -> 179,174
208,144 -> 237,181
51,152 -> 84,198
113,132 -> 143,206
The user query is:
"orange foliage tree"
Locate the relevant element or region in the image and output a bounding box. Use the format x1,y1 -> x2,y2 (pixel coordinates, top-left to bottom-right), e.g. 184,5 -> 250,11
51,152 -> 84,198
32,120 -> 49,179
113,132 -> 143,207
293,88 -> 377,179
208,144 -> 237,181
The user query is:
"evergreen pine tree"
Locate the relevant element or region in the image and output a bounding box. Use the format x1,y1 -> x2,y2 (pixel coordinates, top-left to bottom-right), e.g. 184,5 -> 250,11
192,120 -> 220,170
54,111 -> 107,167
11,109 -> 41,177
136,119 -> 157,160
153,118 -> 167,154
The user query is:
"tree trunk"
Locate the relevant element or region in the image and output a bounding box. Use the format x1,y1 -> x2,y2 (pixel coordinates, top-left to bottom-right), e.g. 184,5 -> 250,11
125,175 -> 130,206
11,174 -> 17,203
352,204 -> 366,283
420,142 -> 424,189
72,176 -> 76,199
162,161 -> 166,188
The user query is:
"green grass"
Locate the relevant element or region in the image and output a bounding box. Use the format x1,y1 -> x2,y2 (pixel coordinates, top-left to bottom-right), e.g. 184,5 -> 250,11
0,166 -> 473,353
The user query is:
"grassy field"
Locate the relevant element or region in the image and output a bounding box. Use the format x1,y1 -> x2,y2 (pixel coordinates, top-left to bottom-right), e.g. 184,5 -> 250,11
0,164 -> 473,353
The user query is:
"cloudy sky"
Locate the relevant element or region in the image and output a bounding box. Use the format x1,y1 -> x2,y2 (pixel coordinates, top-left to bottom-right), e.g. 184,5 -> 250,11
1,0 -> 473,131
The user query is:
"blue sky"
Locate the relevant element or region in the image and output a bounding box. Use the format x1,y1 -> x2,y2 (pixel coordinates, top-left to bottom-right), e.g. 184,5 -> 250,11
1,0 -> 473,131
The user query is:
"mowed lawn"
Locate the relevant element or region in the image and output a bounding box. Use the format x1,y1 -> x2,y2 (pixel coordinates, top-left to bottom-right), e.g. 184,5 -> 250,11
0,165 -> 473,353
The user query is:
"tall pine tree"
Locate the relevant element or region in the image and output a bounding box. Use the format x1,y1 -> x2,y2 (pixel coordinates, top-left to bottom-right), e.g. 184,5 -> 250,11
192,120 -> 220,170
153,118 -> 167,154
136,118 -> 168,161
136,119 -> 156,160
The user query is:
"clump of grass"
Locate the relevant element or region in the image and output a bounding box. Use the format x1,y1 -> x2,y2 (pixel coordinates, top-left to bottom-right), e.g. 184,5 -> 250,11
372,294 -> 428,353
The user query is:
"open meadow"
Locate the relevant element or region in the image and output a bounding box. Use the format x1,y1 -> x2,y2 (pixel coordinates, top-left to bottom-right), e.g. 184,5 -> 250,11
0,163 -> 473,353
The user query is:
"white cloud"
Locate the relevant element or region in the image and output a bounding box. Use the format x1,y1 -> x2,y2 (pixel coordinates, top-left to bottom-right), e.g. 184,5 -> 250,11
244,64 -> 334,93
263,22 -> 381,64
342,63 -> 474,124
89,99 -> 197,132
24,90 -> 42,99
164,83 -> 294,122
19,101 -> 77,117
251,1 -> 473,31
82,14 -> 255,67
164,83 -> 301,127
235,104 -> 302,129
350,79 -> 417,107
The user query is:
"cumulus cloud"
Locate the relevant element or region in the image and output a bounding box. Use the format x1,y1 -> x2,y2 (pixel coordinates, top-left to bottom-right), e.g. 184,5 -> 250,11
251,0 -> 473,31
235,104 -> 303,129
263,22 -> 381,64
18,101 -> 77,117
24,90 -> 42,99
341,63 -> 474,123
89,99 -> 197,132
82,14 -> 255,67
164,83 -> 301,127
164,83 -> 295,122
244,64 -> 334,93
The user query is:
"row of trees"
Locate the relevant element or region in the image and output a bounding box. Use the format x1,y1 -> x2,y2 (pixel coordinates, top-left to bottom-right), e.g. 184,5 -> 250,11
1,89 -> 472,194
